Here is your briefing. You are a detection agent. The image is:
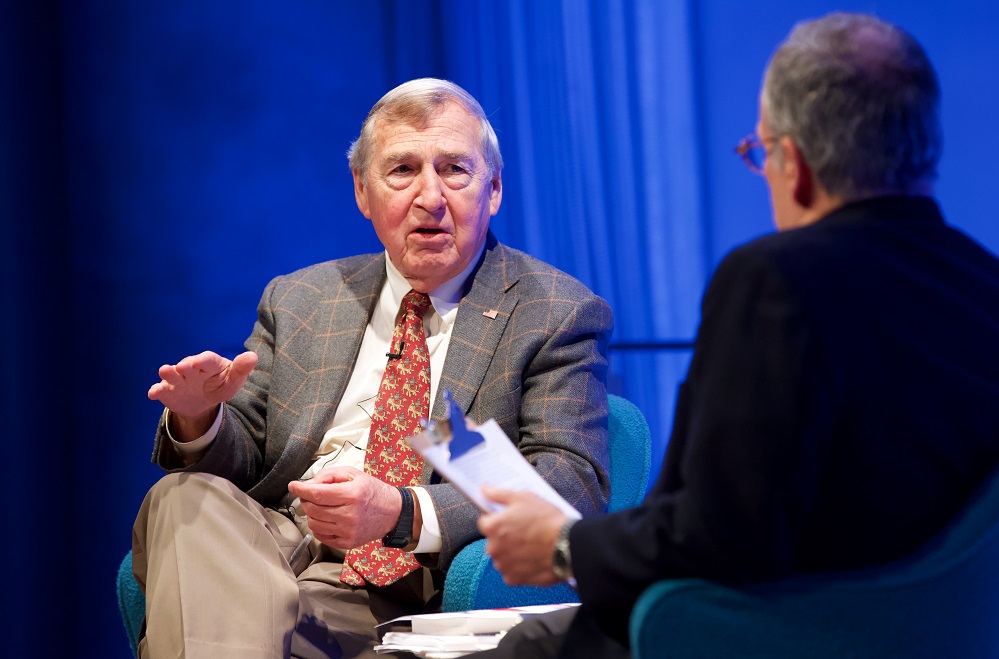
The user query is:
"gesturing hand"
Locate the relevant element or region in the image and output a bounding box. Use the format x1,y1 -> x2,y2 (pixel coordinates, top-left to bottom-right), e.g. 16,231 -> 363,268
148,350 -> 258,423
477,484 -> 568,586
287,467 -> 403,550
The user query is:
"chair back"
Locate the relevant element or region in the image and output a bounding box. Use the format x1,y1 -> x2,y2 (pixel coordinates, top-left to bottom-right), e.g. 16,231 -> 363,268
607,393 -> 652,511
630,463 -> 999,658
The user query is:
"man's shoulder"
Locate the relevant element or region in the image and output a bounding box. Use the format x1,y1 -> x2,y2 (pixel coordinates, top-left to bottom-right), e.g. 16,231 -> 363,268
271,253 -> 384,287
489,241 -> 602,300
256,254 -> 385,308
707,224 -> 849,303
721,213 -> 865,272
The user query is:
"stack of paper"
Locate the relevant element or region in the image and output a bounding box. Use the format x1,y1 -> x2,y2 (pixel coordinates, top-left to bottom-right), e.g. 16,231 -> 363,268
374,604 -> 579,658
375,631 -> 501,657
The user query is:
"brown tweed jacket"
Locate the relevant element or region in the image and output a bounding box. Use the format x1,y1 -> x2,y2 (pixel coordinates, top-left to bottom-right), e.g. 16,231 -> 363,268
151,232 -> 613,570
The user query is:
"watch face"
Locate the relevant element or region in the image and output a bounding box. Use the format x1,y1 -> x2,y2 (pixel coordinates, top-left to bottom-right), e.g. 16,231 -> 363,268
384,533 -> 412,549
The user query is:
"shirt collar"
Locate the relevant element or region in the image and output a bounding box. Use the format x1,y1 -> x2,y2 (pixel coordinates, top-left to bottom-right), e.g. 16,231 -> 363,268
382,242 -> 486,325
382,241 -> 486,333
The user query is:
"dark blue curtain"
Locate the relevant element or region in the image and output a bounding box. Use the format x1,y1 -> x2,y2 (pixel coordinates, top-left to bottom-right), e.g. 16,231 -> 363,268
4,1 -> 998,656
2,4 -> 75,657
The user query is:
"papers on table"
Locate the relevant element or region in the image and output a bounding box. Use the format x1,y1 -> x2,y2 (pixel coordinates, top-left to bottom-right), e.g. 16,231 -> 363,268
375,632 -> 499,657
406,391 -> 582,520
406,609 -> 526,636
374,604 -> 580,657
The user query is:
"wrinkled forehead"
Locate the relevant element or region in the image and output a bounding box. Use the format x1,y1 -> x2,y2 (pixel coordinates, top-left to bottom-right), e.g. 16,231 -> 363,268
371,99 -> 475,136
369,105 -> 487,161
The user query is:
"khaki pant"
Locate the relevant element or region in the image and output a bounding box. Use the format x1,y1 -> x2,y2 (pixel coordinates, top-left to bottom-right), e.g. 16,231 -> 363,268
132,472 -> 434,658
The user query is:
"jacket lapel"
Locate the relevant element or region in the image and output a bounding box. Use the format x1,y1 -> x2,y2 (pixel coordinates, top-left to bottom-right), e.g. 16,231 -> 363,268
433,234 -> 518,419
304,254 -> 386,442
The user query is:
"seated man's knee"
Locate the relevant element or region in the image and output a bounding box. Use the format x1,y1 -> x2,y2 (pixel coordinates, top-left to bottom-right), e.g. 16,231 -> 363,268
146,471 -> 238,510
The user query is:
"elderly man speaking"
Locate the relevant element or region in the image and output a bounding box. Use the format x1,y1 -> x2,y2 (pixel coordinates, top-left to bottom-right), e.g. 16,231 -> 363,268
132,78 -> 613,658
472,12 -> 999,659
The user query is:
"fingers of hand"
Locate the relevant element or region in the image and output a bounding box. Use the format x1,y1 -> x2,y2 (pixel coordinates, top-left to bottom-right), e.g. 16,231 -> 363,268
477,509 -> 500,536
173,351 -> 226,378
157,363 -> 190,387
147,381 -> 167,400
485,540 -> 526,586
310,466 -> 359,485
307,517 -> 358,549
487,538 -> 556,587
481,483 -> 512,504
289,476 -> 356,507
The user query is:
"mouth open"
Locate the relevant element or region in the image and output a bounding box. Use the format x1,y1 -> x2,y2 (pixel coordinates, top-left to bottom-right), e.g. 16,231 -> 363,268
413,227 -> 446,235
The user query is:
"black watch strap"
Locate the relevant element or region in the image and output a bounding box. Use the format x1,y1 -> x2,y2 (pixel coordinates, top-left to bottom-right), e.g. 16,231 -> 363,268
382,486 -> 415,549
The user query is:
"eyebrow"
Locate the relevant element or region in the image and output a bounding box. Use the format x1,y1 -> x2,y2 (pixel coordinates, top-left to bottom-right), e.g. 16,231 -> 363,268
378,150 -> 477,168
438,151 -> 476,164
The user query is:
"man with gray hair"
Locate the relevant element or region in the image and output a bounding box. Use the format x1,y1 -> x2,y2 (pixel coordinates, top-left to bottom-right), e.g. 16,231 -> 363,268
132,77 -> 613,657
471,12 -> 999,658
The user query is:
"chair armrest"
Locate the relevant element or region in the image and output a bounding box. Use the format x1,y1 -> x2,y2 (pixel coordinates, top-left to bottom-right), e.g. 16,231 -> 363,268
116,550 -> 144,657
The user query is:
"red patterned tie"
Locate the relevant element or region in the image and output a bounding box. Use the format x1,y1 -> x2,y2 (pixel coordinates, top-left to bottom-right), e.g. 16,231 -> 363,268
341,290 -> 432,587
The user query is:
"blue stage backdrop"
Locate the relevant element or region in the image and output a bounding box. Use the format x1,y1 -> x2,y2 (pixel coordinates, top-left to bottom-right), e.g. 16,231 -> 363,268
3,1 -> 997,656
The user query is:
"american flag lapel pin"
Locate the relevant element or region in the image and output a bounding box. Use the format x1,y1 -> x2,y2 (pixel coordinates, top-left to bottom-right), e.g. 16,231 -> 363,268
482,309 -> 499,319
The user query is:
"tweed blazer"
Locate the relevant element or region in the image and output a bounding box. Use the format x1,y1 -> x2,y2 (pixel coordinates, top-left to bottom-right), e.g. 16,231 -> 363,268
152,232 -> 614,569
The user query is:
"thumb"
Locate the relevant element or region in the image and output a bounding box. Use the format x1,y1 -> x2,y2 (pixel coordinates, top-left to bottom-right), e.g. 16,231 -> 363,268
481,483 -> 516,505
230,351 -> 259,379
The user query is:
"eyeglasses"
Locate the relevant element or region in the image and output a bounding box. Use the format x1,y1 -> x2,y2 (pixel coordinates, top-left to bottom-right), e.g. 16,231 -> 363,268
735,133 -> 777,174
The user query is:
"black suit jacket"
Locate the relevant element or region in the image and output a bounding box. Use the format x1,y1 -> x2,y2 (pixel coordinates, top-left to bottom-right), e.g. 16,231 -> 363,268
571,196 -> 999,643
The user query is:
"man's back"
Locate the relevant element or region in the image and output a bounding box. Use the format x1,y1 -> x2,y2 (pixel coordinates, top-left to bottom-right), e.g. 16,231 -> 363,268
697,194 -> 999,575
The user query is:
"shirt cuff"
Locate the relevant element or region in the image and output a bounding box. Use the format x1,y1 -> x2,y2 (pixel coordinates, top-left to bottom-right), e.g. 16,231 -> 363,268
410,486 -> 442,553
165,405 -> 223,457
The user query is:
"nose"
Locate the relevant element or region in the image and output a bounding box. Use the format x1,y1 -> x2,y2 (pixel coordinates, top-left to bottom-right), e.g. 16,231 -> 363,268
414,166 -> 446,213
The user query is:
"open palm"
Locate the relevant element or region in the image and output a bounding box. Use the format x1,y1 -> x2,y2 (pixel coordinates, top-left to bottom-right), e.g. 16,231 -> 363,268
148,350 -> 258,418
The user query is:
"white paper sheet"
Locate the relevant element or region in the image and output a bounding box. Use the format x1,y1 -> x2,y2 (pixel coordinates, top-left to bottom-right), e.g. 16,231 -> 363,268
374,604 -> 581,656
407,419 -> 581,520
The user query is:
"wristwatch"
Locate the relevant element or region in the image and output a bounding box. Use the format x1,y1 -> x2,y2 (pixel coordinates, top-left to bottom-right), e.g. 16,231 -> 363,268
552,519 -> 577,582
382,486 -> 415,549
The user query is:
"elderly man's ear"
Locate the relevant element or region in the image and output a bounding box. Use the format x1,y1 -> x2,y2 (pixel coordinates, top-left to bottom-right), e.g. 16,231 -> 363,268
779,135 -> 816,209
353,170 -> 372,219
488,175 -> 503,215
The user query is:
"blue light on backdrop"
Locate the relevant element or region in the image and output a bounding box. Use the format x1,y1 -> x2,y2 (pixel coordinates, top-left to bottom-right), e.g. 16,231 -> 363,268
3,1 -> 997,655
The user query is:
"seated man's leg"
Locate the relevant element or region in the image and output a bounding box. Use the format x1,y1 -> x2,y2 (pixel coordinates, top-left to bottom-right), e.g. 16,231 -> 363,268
291,549 -> 437,659
471,606 -> 631,659
556,606 -> 631,659
132,472 -> 303,659
471,606 -> 577,659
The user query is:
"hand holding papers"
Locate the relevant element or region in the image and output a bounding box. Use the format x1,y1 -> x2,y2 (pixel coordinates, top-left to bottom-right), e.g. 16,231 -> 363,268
407,391 -> 581,520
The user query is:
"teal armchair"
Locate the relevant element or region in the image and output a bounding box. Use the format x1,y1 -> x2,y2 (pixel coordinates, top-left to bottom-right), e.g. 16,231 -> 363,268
118,394 -> 652,654
629,463 -> 999,658
441,393 -> 652,611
